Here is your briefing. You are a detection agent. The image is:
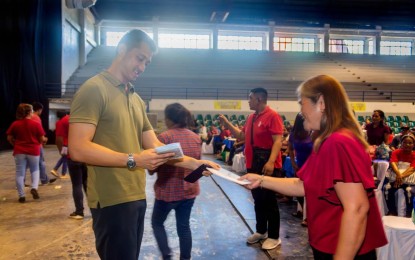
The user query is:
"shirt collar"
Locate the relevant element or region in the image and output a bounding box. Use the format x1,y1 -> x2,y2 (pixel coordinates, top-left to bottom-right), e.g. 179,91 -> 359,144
100,71 -> 135,93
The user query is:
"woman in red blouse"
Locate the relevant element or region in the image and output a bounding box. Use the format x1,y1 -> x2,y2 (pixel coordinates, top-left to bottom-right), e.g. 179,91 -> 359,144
6,103 -> 45,203
241,75 -> 387,259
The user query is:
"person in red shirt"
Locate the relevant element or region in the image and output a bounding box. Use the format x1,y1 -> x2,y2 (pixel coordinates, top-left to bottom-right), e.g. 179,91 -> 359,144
386,133 -> 415,217
7,103 -> 45,203
31,102 -> 57,184
57,114 -> 88,219
219,87 -> 284,250
51,110 -> 69,178
241,75 -> 387,259
151,103 -> 203,259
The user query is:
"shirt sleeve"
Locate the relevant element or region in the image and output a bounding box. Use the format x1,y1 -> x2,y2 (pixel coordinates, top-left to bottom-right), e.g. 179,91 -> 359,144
390,149 -> 399,163
316,133 -> 375,204
70,81 -> 104,126
269,112 -> 283,135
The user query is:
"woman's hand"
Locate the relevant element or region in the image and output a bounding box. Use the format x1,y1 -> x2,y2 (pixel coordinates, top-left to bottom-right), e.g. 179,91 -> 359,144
200,160 -> 220,176
394,173 -> 403,188
239,173 -> 262,189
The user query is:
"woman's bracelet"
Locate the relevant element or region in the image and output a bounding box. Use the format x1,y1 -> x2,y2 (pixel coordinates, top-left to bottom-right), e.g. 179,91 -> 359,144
260,174 -> 265,189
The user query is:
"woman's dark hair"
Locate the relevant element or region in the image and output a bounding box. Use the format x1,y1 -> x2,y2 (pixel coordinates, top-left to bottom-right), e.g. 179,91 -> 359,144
373,109 -> 386,127
291,113 -> 309,141
164,103 -> 194,129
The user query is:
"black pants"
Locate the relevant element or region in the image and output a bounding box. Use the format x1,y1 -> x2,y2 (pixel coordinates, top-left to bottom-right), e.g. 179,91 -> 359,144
91,200 -> 147,260
68,159 -> 88,215
248,168 -> 281,239
312,247 -> 377,260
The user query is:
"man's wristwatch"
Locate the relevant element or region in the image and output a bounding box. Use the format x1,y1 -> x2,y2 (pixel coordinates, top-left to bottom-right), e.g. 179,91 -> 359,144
126,153 -> 136,170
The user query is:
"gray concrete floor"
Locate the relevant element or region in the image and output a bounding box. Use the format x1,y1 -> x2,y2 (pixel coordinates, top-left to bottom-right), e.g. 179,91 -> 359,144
0,146 -> 312,259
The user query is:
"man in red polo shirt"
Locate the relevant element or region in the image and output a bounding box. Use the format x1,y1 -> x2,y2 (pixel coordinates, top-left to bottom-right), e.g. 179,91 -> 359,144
219,87 -> 284,250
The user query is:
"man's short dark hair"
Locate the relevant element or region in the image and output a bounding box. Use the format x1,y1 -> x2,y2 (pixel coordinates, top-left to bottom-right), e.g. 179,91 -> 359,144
117,29 -> 157,54
32,102 -> 43,112
250,87 -> 268,102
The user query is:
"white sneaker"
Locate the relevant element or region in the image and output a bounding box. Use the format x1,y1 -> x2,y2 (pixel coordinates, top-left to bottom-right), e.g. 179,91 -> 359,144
246,232 -> 268,244
262,238 -> 281,250
60,175 -> 69,179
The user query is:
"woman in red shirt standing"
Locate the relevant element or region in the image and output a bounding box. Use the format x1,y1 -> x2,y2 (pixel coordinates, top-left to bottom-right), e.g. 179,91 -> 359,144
241,75 -> 387,259
151,103 -> 203,260
7,103 -> 45,203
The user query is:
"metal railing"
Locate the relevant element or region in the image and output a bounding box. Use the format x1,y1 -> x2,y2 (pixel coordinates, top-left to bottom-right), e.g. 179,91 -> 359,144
46,83 -> 415,103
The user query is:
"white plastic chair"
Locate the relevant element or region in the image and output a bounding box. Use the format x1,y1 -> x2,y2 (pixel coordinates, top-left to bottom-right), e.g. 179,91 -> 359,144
374,161 -> 389,216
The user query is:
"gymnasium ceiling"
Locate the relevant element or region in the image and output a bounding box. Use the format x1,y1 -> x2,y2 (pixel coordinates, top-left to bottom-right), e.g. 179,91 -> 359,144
91,0 -> 415,30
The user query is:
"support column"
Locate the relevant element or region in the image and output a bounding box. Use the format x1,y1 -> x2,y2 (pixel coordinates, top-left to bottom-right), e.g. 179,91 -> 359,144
79,9 -> 86,67
324,24 -> 330,53
94,21 -> 101,46
375,26 -> 382,55
152,16 -> 159,47
364,38 -> 370,54
212,25 -> 218,50
268,21 -> 275,51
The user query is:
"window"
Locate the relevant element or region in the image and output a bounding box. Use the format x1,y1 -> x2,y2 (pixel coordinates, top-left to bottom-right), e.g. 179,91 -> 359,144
380,41 -> 412,56
273,37 -> 315,52
329,39 -> 364,54
158,33 -> 210,49
105,31 -> 153,46
368,40 -> 374,55
106,32 -> 127,46
218,35 -> 263,50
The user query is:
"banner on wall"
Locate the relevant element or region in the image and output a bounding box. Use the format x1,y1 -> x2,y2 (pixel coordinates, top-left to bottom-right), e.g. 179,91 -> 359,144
350,102 -> 366,112
214,100 -> 241,110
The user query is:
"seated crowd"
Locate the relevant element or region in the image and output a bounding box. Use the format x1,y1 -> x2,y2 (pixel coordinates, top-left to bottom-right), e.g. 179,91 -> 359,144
363,109 -> 415,218
195,109 -> 415,218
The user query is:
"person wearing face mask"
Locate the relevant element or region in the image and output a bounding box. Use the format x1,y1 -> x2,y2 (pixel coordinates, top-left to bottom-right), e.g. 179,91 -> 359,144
69,29 -> 219,260
240,75 -> 387,259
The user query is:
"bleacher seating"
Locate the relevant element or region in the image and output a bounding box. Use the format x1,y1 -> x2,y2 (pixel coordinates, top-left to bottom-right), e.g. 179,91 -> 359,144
65,46 -> 415,102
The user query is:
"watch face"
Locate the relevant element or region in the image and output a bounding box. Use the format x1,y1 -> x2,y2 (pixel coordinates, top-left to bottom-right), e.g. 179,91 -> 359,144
127,155 -> 136,169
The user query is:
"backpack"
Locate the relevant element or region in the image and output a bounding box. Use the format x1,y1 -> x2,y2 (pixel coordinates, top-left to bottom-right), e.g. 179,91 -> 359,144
375,142 -> 391,161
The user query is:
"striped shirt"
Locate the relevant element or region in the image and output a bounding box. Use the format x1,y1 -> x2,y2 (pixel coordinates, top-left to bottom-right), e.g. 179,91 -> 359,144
155,128 -> 202,202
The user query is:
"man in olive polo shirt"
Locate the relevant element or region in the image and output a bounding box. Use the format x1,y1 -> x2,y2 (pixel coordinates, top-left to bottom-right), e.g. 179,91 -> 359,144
69,29 -> 218,260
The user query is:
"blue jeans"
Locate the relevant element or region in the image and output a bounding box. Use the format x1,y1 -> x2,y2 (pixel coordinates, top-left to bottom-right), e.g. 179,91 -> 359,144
15,154 -> 40,198
53,155 -> 68,175
38,146 -> 49,184
68,159 -> 87,214
151,198 -> 195,260
91,200 -> 146,260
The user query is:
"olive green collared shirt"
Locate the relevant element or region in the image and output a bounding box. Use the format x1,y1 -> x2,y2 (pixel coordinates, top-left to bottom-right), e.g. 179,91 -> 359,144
70,71 -> 152,208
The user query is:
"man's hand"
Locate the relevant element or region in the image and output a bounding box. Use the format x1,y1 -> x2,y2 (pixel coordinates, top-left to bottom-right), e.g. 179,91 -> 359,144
135,149 -> 175,170
218,114 -> 229,126
262,161 -> 275,176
